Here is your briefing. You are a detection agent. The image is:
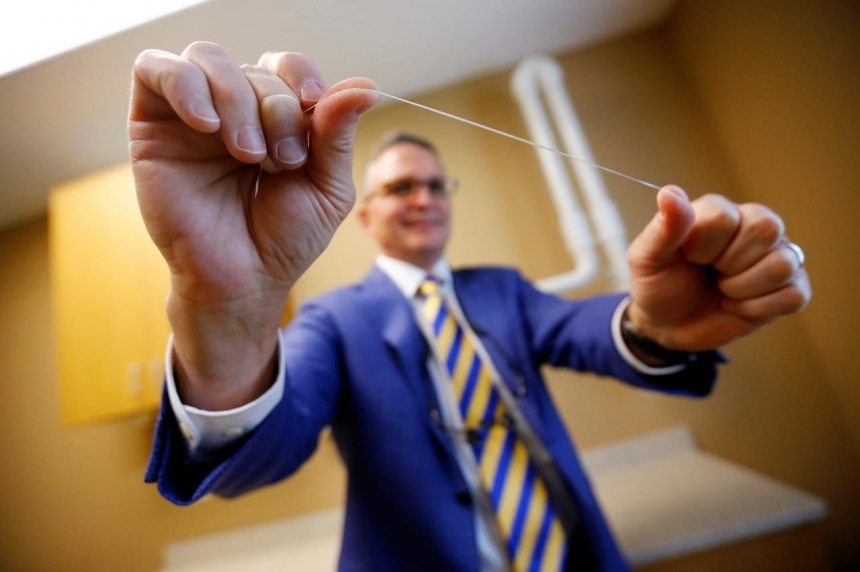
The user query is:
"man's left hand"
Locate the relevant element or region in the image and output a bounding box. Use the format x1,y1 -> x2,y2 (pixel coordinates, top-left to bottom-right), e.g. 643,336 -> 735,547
625,185 -> 811,352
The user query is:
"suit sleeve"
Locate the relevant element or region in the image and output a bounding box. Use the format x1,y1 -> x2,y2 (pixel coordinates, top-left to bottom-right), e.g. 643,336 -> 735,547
515,274 -> 723,397
144,301 -> 347,505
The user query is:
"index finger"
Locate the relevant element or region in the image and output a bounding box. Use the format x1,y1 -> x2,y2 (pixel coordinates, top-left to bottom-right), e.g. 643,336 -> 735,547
681,194 -> 741,265
130,48 -> 221,133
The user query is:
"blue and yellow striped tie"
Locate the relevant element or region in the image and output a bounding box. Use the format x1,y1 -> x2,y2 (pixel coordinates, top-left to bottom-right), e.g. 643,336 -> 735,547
420,278 -> 568,572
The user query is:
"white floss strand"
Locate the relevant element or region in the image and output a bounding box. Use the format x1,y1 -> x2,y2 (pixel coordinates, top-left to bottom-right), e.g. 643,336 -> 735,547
257,87 -> 663,195
366,89 -> 662,191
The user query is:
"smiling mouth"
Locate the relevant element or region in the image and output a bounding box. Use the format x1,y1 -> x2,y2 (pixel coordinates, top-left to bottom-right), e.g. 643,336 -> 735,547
405,220 -> 444,232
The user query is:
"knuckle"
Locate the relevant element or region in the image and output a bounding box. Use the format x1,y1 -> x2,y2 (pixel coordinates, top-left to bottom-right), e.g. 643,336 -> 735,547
274,52 -> 312,77
240,63 -> 265,78
275,52 -> 299,71
781,286 -> 809,313
182,41 -> 227,61
767,259 -> 795,286
134,48 -> 162,68
714,209 -> 741,234
708,210 -> 740,237
741,204 -> 784,245
696,194 -> 741,230
280,51 -> 308,64
700,193 -> 736,209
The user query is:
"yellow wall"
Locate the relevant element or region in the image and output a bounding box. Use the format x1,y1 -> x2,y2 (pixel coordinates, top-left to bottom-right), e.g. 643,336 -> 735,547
1,3 -> 859,569
666,2 -> 860,566
670,0 -> 860,452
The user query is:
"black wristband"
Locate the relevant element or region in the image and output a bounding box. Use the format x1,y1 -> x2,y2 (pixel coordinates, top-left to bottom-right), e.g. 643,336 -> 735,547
621,308 -> 692,365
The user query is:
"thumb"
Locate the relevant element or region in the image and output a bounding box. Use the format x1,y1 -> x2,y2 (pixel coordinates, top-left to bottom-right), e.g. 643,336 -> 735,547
305,78 -> 381,181
629,185 -> 695,271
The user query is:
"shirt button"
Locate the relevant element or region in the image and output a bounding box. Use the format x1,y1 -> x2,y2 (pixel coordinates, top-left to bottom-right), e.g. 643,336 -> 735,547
179,423 -> 197,445
222,426 -> 246,439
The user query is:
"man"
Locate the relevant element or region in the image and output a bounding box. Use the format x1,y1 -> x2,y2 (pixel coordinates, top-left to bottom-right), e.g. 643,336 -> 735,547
132,43 -> 811,572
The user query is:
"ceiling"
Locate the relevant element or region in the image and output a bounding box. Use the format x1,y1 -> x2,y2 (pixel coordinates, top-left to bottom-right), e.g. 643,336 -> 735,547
0,0 -> 676,231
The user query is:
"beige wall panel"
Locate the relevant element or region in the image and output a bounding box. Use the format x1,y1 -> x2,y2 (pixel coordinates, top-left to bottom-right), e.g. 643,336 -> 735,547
668,0 -> 860,567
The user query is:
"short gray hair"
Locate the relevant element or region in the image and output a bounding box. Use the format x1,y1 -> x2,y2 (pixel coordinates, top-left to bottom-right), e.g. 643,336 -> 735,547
365,130 -> 439,165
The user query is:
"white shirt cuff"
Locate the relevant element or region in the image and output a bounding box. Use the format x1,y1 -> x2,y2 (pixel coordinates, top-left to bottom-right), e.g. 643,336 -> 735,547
611,297 -> 687,376
165,330 -> 286,455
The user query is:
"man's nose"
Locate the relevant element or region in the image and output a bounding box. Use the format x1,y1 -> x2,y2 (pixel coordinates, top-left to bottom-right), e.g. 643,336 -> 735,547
408,183 -> 436,204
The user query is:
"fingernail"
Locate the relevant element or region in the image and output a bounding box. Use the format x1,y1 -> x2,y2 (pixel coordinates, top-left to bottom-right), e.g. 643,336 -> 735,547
299,79 -> 323,102
664,185 -> 688,200
356,90 -> 382,115
190,101 -> 219,125
237,127 -> 266,155
261,93 -> 299,107
275,137 -> 307,166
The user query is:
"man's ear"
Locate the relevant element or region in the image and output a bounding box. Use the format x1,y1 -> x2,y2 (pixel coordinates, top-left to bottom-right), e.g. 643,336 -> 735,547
357,203 -> 373,236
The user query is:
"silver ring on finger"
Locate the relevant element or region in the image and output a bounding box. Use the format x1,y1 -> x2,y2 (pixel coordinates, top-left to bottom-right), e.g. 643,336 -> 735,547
785,241 -> 805,269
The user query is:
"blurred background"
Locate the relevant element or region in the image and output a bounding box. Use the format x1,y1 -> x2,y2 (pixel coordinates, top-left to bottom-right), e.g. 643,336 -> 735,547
1,0 -> 859,570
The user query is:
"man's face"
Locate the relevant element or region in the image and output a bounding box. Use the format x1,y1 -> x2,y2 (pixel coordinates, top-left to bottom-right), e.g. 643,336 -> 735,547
359,143 -> 453,270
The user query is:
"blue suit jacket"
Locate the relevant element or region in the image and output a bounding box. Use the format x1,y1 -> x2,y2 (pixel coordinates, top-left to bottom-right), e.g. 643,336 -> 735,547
146,266 -> 719,572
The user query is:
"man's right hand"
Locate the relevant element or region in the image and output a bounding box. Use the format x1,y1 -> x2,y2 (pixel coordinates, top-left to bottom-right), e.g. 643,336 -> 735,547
128,42 -> 379,409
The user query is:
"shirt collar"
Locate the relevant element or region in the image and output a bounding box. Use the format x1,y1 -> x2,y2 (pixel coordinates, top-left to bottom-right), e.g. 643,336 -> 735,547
374,254 -> 451,298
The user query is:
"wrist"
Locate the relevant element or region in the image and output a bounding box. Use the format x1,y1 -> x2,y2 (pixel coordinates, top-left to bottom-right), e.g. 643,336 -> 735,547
166,290 -> 282,410
621,304 -> 691,367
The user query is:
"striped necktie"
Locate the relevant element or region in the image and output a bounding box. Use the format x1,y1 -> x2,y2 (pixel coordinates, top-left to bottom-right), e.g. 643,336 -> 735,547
419,277 -> 568,572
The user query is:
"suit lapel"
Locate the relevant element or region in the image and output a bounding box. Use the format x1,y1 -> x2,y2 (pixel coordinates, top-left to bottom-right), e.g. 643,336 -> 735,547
358,268 -> 427,380
357,268 -> 454,436
355,268 -> 470,496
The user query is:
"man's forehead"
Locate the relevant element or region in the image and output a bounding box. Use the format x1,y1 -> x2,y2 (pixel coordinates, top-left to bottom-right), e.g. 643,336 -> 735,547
364,142 -> 444,190
374,144 -> 443,173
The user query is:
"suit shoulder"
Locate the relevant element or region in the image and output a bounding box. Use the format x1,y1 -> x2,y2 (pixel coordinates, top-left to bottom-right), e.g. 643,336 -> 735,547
453,265 -> 530,285
299,282 -> 364,312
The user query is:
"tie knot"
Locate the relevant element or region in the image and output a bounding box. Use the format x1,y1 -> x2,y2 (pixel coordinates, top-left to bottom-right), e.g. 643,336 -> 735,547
419,276 -> 441,297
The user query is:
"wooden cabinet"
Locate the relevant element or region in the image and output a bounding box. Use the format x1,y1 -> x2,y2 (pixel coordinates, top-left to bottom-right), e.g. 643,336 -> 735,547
49,164 -> 294,424
49,165 -> 169,424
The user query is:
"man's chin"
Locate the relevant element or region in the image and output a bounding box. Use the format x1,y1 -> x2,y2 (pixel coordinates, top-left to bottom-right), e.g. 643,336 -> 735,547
398,243 -> 445,265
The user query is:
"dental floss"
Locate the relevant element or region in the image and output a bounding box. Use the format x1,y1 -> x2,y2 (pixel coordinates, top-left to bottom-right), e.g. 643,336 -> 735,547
256,87 -> 663,196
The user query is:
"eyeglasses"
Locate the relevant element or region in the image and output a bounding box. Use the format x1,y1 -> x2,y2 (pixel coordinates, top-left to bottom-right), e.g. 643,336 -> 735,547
367,177 -> 459,201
